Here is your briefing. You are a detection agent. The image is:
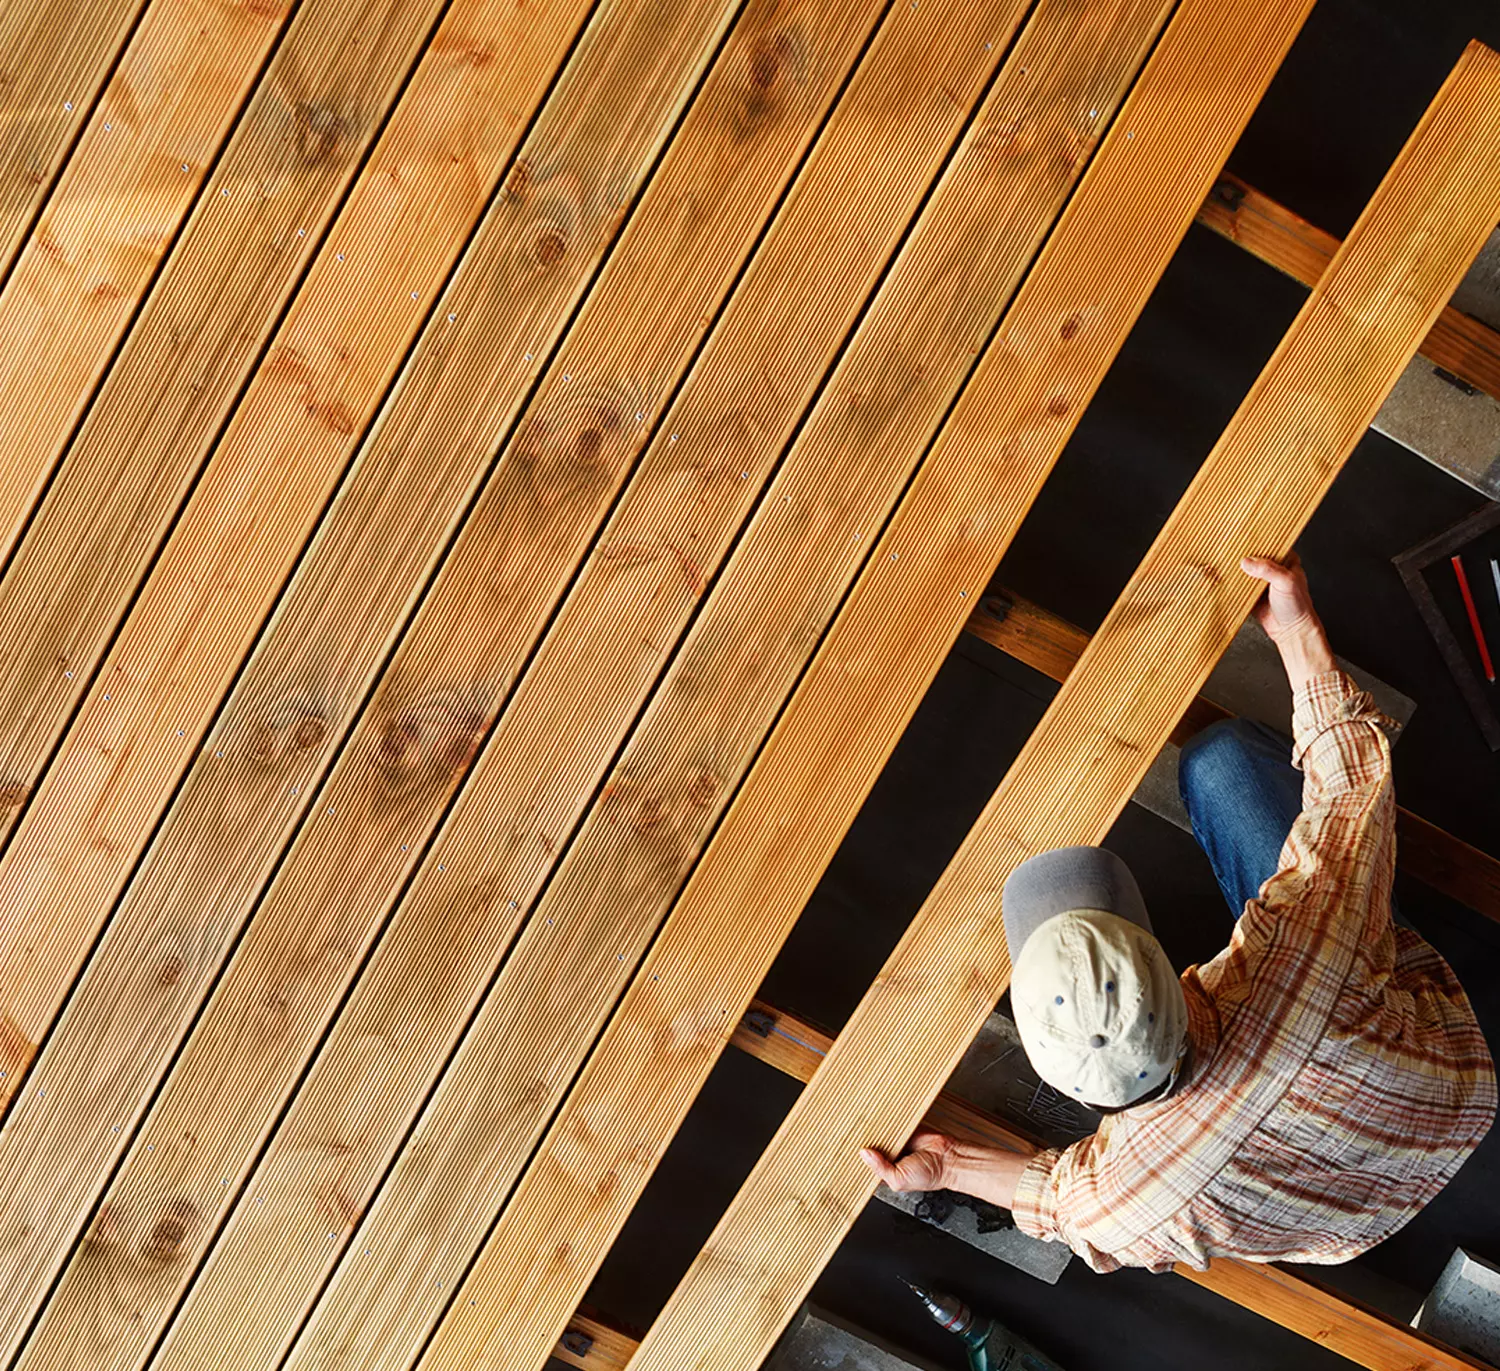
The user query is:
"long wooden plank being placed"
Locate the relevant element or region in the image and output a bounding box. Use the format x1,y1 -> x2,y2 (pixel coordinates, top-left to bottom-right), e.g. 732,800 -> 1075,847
1197,173 -> 1500,401
0,0 -> 591,1095
158,3 -> 1041,1368
97,3 -> 915,1369
407,1 -> 1320,1366
968,591 -> 1500,921
0,0 -> 468,1078
0,0 -> 298,569
0,0 -> 147,274
628,42 -> 1500,1371
0,0 -> 605,1357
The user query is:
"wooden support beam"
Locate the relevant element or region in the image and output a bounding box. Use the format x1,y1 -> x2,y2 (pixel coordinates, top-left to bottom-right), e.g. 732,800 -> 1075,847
967,591 -> 1500,922
626,42 -> 1500,1371
0,0 -> 148,276
411,2 -> 1322,1367
1196,172 -> 1500,402
553,999 -> 1492,1371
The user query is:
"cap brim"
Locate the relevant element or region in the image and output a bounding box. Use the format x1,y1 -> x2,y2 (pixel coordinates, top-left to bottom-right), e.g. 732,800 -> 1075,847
1002,845 -> 1152,957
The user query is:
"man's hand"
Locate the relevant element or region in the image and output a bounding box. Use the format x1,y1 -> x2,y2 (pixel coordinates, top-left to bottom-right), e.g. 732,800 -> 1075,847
860,1130 -> 955,1193
860,1131 -> 1038,1210
1241,553 -> 1336,694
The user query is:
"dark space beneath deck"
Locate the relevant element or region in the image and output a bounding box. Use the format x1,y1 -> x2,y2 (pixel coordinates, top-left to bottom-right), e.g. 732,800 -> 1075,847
564,1 -> 1500,1366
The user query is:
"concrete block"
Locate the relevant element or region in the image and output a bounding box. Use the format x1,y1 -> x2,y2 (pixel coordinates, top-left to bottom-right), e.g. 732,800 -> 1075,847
765,1305 -> 949,1371
1412,1248 -> 1500,1364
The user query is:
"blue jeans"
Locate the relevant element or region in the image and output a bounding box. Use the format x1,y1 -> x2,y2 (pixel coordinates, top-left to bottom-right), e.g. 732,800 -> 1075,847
1179,716 -> 1406,929
1179,718 -> 1303,923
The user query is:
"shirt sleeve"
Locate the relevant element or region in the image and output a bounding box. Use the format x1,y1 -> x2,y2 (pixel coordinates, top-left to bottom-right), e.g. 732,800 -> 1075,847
1290,669 -> 1395,811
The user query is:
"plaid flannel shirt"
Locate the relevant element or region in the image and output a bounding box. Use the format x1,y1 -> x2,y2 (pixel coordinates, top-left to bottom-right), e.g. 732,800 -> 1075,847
1011,671 -> 1497,1273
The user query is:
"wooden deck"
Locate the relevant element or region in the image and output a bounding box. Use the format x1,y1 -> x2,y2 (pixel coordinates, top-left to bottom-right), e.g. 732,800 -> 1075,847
1,3 -> 1498,1370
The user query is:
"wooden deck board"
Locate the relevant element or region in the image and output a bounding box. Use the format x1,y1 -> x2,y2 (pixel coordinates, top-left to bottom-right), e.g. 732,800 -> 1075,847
0,0 -> 601,1358
0,0 -> 460,1082
288,2 -> 1181,1364
144,3 -> 1041,1366
622,42 -> 1500,1370
0,0 -> 297,581
0,0 -> 149,278
407,0 -> 1340,1365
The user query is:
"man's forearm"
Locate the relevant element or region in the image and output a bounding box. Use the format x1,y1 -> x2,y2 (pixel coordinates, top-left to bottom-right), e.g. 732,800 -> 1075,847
1276,622 -> 1336,696
938,1140 -> 1038,1210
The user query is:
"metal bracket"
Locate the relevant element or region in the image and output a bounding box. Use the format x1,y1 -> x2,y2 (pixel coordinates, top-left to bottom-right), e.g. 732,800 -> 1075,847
742,1009 -> 775,1038
1210,177 -> 1246,212
561,1330 -> 596,1358
1434,364 -> 1482,397
979,593 -> 1011,624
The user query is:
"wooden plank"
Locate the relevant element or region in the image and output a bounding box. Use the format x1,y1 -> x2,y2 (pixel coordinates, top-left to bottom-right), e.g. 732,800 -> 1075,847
0,0 -> 464,1076
4,0 -> 752,1362
0,0 -> 148,276
626,42 -> 1500,1371
968,591 -> 1500,921
196,2 -> 1072,1367
0,0 -> 606,1358
0,0 -> 590,1093
564,999 -> 1489,1371
86,3 -> 921,1369
1197,172 -> 1500,401
0,0 -> 298,574
408,2 -> 1338,1368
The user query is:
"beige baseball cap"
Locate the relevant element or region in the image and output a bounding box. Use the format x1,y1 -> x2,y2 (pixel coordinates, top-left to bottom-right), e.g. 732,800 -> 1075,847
1003,846 -> 1188,1109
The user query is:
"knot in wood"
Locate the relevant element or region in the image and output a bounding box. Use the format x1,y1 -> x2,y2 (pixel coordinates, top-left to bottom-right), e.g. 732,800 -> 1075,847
535,231 -> 567,267
576,428 -> 605,465
1047,396 -> 1071,418
379,719 -> 421,771
145,1202 -> 197,1260
687,772 -> 718,808
157,955 -> 186,988
294,717 -> 328,751
292,101 -> 353,165
1060,313 -> 1082,341
0,783 -> 29,809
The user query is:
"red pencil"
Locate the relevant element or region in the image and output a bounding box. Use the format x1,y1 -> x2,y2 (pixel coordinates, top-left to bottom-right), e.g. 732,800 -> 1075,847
1452,554 -> 1495,683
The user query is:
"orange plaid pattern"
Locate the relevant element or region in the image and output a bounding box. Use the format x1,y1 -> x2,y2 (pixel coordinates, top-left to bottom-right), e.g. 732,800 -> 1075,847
1012,672 -> 1497,1273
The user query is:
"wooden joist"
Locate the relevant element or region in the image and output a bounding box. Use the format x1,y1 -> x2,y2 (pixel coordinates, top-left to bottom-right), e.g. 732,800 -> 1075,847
0,0 -> 299,571
410,1 -> 1323,1366
968,590 -> 1500,922
549,999 -> 1490,1371
0,0 -> 482,1085
0,0 -> 148,274
0,0 -> 610,1358
1197,172 -> 1500,402
67,3 -> 932,1368
623,42 -> 1500,1370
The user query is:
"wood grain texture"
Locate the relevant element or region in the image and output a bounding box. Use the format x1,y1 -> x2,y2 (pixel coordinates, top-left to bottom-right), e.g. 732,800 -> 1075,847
1198,172 -> 1500,401
627,42 -> 1500,1371
7,0 -> 760,1365
414,0 -> 1290,1362
968,592 -> 1500,921
253,2 -> 1052,1367
0,0 -> 148,276
406,0 -> 1318,1360
0,0 -> 460,1085
0,0 -> 589,1095
0,0 -> 297,577
110,3 -> 912,1370
0,0 -> 603,1361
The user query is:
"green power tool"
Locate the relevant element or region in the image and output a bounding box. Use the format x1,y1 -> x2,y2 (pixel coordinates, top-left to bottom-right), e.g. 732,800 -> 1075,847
904,1282 -> 1068,1371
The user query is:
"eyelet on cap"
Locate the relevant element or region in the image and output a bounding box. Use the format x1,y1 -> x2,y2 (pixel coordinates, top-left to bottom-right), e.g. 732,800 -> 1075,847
1105,981 -> 1115,992
1138,1070 -> 1148,1079
1055,995 -> 1064,1005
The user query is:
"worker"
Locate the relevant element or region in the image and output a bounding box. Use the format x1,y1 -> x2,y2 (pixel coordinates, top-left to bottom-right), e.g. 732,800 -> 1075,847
861,554 -> 1497,1272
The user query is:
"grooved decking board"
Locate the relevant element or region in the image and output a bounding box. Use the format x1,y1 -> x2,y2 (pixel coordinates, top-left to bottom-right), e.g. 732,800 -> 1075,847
0,0 -> 591,1096
0,0 -> 298,575
725,1002 -> 1490,1371
313,0 -> 1179,1362
5,0 -> 755,1358
0,0 -> 148,276
156,2 -> 1047,1365
967,592 -> 1500,921
404,0 -> 1320,1364
1198,173 -> 1500,401
626,43 -> 1500,1371
89,2 -> 914,1367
